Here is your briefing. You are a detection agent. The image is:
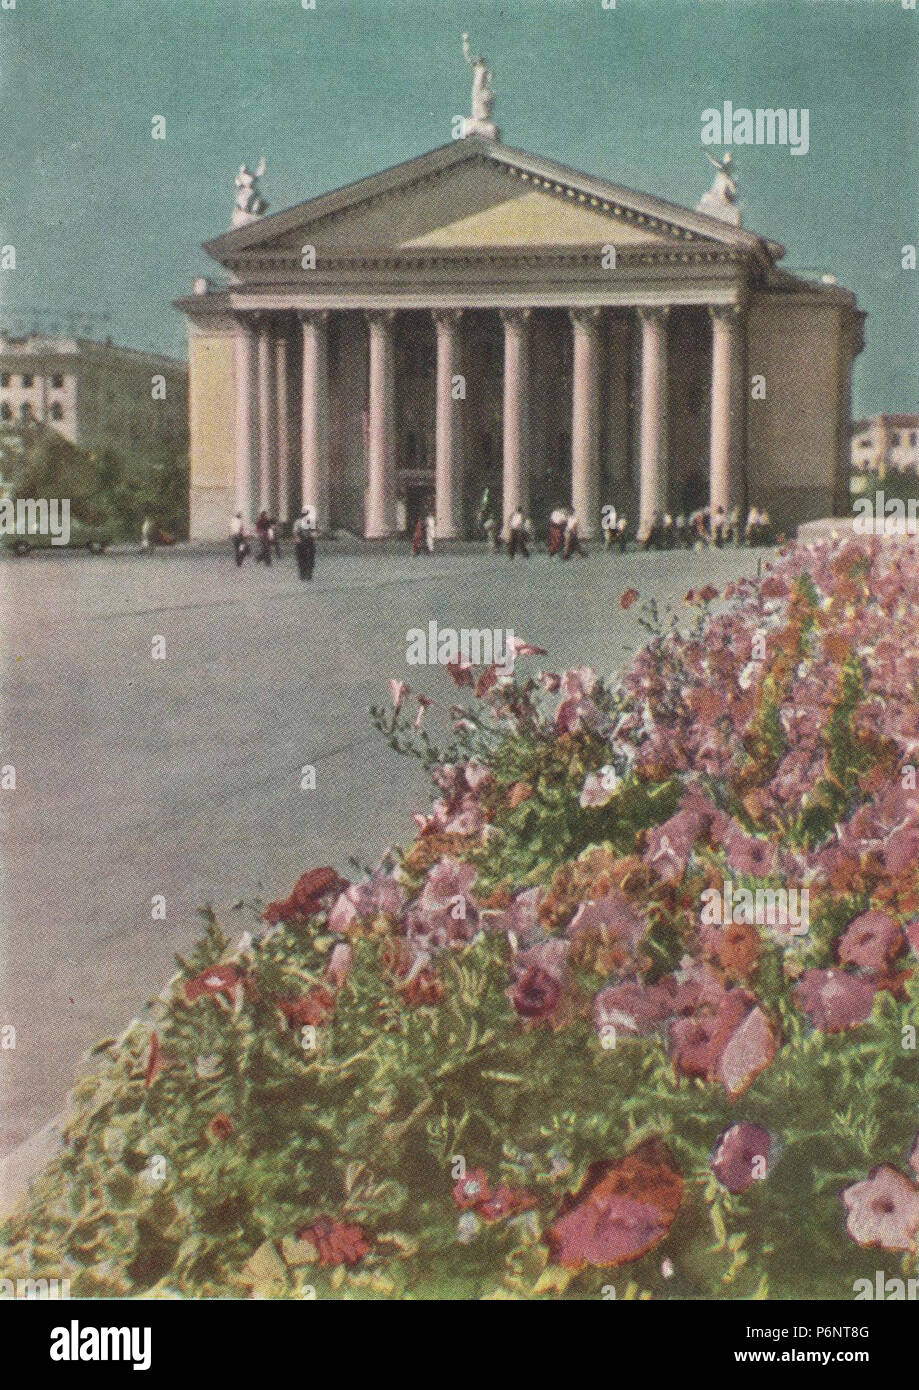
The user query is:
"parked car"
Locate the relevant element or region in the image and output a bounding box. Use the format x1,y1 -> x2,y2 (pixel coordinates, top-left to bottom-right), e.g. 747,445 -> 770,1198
1,516 -> 115,556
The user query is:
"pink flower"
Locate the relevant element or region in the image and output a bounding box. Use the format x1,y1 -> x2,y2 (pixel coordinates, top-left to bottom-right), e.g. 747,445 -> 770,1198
593,979 -> 676,1037
413,693 -> 433,728
711,1123 -> 772,1194
510,636 -> 548,658
388,679 -> 409,711
841,1166 -> 919,1252
579,770 -> 616,809
510,965 -> 563,1019
325,942 -> 353,988
567,890 -> 647,955
836,910 -> 905,971
794,969 -> 877,1032
446,659 -> 474,687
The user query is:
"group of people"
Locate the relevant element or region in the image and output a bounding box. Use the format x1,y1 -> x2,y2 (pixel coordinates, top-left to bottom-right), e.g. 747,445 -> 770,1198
635,505 -> 773,551
231,509 -> 317,580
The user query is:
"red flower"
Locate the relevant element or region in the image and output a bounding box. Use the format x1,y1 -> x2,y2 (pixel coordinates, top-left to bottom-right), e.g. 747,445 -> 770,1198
620,588 -> 639,610
278,985 -> 336,1029
184,962 -> 242,1005
297,1217 -> 371,1267
452,1168 -> 491,1210
208,1113 -> 234,1141
546,1139 -> 683,1270
697,584 -> 719,602
263,867 -> 348,926
477,1184 -> 538,1223
446,659 -> 474,687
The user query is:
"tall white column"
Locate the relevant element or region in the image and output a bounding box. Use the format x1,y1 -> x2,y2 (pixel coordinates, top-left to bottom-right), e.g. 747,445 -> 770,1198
500,308 -> 531,527
365,310 -> 397,538
570,307 -> 602,538
709,304 -> 746,517
433,309 -> 463,540
256,316 -> 277,516
275,327 -> 291,522
638,306 -> 670,537
606,312 -> 631,495
299,310 -> 329,531
233,315 -> 258,520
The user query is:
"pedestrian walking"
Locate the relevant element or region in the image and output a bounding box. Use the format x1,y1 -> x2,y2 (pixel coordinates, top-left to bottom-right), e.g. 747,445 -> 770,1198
140,515 -> 154,556
292,508 -> 316,581
728,505 -> 740,546
424,511 -> 436,554
712,506 -> 726,548
745,506 -> 759,546
255,510 -> 272,566
483,515 -> 498,552
616,515 -> 628,552
231,511 -> 250,567
507,507 -> 529,558
675,513 -> 687,548
548,507 -> 566,557
662,513 -> 675,549
412,516 -> 424,556
269,517 -> 282,559
562,511 -> 586,559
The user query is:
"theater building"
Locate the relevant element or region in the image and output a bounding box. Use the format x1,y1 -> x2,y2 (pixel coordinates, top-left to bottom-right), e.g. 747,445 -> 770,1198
176,115 -> 864,541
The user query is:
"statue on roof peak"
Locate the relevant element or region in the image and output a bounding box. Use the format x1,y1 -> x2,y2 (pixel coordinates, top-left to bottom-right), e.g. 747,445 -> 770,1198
461,33 -> 500,141
698,151 -> 742,227
233,158 -> 269,228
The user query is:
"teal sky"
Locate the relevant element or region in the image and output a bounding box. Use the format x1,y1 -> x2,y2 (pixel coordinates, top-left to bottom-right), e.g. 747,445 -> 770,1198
1,0 -> 916,414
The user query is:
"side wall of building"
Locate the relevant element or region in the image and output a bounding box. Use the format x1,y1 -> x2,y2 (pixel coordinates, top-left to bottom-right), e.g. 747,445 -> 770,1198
746,293 -> 853,536
188,320 -> 237,540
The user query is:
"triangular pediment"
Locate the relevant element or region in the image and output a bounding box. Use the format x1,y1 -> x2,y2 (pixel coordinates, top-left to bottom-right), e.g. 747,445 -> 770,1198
204,139 -> 781,265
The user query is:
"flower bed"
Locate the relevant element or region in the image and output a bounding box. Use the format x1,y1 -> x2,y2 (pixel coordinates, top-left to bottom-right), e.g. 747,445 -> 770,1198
3,536 -> 919,1299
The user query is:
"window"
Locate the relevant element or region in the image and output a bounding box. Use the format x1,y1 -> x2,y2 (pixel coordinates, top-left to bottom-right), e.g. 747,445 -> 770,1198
50,402 -> 64,422
0,372 -> 9,388
19,402 -> 32,420
891,432 -> 901,446
0,403 -> 11,421
51,373 -> 65,390
21,373 -> 33,388
911,432 -> 918,447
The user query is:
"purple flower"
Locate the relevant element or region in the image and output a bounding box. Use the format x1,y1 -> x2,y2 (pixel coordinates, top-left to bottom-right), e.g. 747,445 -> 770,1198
711,1123 -> 772,1194
510,965 -> 563,1020
793,969 -> 877,1032
567,890 -> 647,953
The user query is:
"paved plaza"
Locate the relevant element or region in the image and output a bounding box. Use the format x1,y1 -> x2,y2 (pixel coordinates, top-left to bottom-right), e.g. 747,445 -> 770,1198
0,542 -> 765,1158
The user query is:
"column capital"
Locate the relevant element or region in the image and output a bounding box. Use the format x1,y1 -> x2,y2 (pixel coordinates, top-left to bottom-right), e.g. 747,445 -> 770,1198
708,303 -> 745,325
499,307 -> 532,329
638,305 -> 671,326
568,306 -> 603,332
232,311 -> 257,332
365,308 -> 397,328
297,308 -> 329,326
432,308 -> 464,332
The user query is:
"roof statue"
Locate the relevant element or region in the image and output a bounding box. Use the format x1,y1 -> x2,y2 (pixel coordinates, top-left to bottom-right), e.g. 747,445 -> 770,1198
461,33 -> 499,141
232,158 -> 269,228
697,151 -> 742,227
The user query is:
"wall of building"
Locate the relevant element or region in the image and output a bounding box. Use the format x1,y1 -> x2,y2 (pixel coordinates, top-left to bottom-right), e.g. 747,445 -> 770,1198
746,293 -> 848,534
188,322 -> 236,539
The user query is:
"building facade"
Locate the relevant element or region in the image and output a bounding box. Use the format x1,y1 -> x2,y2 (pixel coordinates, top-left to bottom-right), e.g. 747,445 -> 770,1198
0,336 -> 188,457
851,415 -> 919,478
177,131 -> 864,542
